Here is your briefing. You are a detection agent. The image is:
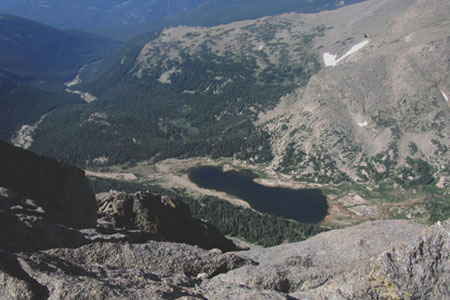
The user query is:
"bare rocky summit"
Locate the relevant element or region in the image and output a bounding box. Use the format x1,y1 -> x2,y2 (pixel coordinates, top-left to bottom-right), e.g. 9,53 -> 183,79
1,217 -> 448,299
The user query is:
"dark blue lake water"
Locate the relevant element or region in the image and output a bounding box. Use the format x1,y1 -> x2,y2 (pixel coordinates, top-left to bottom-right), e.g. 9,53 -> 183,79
188,166 -> 328,223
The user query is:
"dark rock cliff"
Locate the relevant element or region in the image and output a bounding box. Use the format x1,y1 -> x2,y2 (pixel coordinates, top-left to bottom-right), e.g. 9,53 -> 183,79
0,140 -> 97,229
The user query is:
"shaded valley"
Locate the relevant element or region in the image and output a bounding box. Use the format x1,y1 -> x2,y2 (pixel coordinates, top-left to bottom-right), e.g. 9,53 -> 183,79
0,15 -> 119,141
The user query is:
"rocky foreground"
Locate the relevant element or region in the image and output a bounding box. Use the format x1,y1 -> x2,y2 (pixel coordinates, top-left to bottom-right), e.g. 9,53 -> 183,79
1,214 -> 448,299
0,141 -> 449,299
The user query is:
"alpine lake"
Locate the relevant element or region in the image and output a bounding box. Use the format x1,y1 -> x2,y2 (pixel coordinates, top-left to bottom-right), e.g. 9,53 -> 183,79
188,166 -> 328,223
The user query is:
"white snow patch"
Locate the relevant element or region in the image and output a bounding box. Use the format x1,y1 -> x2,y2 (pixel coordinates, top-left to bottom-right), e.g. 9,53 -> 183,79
115,1 -> 132,9
323,40 -> 369,67
358,120 -> 369,127
323,52 -> 338,67
65,61 -> 99,87
338,40 -> 369,62
441,90 -> 449,101
404,34 -> 414,42
11,113 -> 50,149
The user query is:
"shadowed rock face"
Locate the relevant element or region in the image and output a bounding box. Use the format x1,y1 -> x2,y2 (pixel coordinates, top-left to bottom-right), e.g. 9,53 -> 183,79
0,140 -> 97,229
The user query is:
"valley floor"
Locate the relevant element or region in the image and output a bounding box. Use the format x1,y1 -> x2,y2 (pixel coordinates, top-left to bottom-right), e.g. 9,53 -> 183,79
86,157 -> 446,228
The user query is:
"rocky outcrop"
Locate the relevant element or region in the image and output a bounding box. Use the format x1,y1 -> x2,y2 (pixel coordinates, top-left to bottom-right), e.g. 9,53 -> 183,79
0,142 -> 237,252
0,241 -> 253,300
96,190 -> 238,252
0,141 -> 97,228
203,220 -> 433,299
0,219 -> 447,299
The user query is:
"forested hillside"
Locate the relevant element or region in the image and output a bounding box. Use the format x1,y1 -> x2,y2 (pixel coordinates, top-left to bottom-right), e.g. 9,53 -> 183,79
29,20 -> 323,166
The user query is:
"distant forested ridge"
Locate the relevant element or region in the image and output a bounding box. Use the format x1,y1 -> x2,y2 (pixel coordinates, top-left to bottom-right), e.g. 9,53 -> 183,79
0,0 -> 367,40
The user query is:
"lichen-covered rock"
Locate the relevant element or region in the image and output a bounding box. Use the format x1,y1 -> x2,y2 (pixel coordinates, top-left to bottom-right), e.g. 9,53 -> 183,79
203,219 -> 449,299
369,220 -> 449,299
97,190 -> 237,252
0,141 -> 96,228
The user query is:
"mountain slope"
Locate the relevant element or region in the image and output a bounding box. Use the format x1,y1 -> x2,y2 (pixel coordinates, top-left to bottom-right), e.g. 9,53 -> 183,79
29,0 -> 449,184
17,0 -> 449,226
29,17 -> 325,166
258,0 -> 449,185
166,0 -> 364,26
